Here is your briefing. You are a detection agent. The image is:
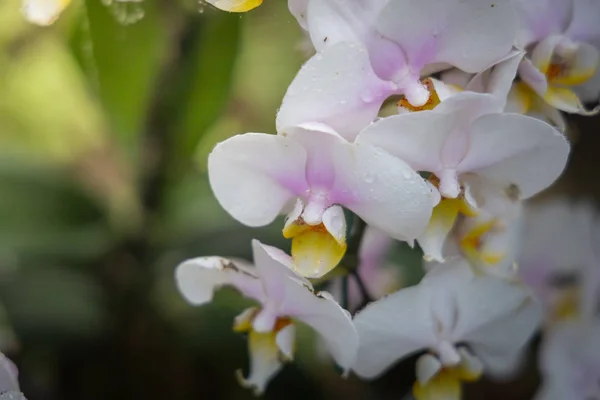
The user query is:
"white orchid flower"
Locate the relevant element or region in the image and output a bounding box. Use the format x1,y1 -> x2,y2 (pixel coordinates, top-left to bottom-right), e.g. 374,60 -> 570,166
513,0 -> 600,119
208,122 -> 434,278
285,0 -> 516,111
21,0 -> 71,26
175,239 -> 358,395
536,319 -> 600,400
356,90 -> 569,262
353,259 -> 541,400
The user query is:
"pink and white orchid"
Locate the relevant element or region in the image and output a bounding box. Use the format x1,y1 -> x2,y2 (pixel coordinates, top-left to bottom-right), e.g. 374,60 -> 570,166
175,239 -> 358,395
513,0 -> 600,119
208,122 -> 434,278
286,0 -> 516,110
356,90 -> 569,262
353,259 -> 541,400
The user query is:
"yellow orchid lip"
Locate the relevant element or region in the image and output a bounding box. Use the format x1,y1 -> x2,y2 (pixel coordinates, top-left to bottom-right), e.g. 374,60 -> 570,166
413,364 -> 482,400
283,220 -> 347,278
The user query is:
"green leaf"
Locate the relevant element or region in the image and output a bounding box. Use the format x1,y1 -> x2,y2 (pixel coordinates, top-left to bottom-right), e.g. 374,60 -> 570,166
171,12 -> 241,162
82,0 -> 168,159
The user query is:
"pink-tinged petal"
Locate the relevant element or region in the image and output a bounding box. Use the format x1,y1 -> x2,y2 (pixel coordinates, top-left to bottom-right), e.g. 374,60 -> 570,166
565,0 -> 600,43
353,285 -> 437,379
276,42 -> 397,142
280,285 -> 358,372
0,353 -> 19,393
306,0 -> 387,52
175,256 -> 265,306
377,0 -> 516,74
305,0 -> 404,80
518,58 -> 549,97
358,92 -> 499,173
208,133 -> 308,227
331,141 -> 434,241
513,0 -> 573,47
458,114 -> 570,199
288,0 -> 309,30
468,300 -> 542,379
251,240 -> 308,306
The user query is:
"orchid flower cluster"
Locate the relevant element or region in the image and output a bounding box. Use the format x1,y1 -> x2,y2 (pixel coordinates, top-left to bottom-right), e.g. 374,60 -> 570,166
172,0 -> 600,398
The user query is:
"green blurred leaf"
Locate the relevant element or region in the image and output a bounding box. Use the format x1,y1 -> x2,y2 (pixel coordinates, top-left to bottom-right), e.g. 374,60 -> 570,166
0,156 -> 112,260
0,266 -> 107,343
171,13 -> 240,162
81,0 -> 168,158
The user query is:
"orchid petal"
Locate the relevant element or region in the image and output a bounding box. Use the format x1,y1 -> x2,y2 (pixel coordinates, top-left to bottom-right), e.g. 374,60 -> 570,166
452,276 -> 536,343
416,354 -> 443,385
518,58 -> 549,97
281,287 -> 358,372
565,0 -> 600,43
175,256 -> 265,306
468,300 -> 542,379
208,133 -> 308,227
377,0 -> 516,74
332,141 -> 434,241
277,42 -> 397,141
353,285 -> 437,379
457,113 -> 570,199
251,240 -> 306,304
275,324 -> 296,361
466,50 -> 526,108
358,92 -> 499,173
513,0 -> 573,47
237,329 -> 283,396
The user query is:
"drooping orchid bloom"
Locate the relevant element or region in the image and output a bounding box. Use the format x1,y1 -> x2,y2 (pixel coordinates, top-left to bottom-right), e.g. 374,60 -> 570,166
21,0 -> 71,26
208,120 -> 434,278
353,259 -> 541,400
356,89 -> 569,262
175,239 -> 358,394
285,0 -> 516,116
513,0 -> 600,119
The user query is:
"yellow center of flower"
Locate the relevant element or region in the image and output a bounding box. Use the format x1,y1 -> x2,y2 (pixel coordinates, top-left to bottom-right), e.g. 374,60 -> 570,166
413,364 -> 482,400
460,219 -> 505,267
283,221 -> 347,278
398,78 -> 441,112
550,287 -> 580,323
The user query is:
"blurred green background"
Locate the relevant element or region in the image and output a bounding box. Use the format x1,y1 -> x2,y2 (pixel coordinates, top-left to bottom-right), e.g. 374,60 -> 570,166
0,0 -> 598,399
